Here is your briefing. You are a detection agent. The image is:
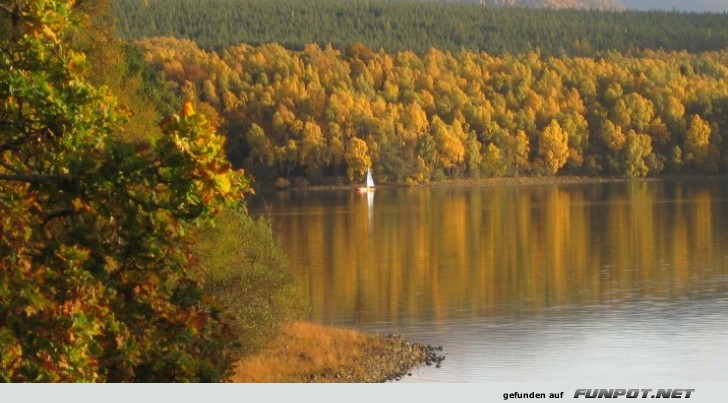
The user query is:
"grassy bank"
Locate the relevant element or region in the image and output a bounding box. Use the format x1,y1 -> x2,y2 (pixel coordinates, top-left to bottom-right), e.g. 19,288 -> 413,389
232,321 -> 443,383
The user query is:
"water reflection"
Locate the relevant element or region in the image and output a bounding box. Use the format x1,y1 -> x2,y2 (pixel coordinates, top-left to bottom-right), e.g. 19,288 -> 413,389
249,179 -> 728,382
367,191 -> 374,232
252,180 -> 728,323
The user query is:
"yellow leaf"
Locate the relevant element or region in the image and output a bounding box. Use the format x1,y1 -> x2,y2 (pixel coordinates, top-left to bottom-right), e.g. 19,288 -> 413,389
42,26 -> 58,43
214,174 -> 231,193
181,100 -> 195,117
72,198 -> 84,212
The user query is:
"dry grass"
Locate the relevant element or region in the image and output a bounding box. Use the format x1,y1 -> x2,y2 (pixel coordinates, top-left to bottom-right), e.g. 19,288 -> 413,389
232,321 -> 431,383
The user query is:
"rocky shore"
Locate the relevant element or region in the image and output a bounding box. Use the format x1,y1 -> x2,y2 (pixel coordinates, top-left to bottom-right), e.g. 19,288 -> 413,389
232,321 -> 444,383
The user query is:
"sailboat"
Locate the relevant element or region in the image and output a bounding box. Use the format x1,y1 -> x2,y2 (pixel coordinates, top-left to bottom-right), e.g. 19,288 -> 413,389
356,168 -> 375,193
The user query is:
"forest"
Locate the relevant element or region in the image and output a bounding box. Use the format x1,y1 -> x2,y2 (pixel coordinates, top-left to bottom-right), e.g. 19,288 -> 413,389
133,38 -> 728,184
114,0 -> 728,56
2,0 -> 728,383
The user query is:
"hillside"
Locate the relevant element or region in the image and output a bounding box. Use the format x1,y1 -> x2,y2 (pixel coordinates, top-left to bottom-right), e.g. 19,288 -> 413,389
621,0 -> 728,12
511,0 -> 624,9
439,0 -> 625,10
407,0 -> 726,12
114,0 -> 728,56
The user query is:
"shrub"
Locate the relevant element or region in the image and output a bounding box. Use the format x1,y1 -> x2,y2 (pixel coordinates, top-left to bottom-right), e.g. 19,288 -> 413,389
195,207 -> 307,354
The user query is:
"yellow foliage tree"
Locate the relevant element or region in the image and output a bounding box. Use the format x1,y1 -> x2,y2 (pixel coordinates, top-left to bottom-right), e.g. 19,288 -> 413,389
539,120 -> 569,174
431,116 -> 465,170
623,131 -> 653,177
684,114 -> 711,168
345,137 -> 371,180
600,120 -> 627,153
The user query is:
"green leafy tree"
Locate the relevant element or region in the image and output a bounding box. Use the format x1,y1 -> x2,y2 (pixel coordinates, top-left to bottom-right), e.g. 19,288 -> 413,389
195,207 -> 306,355
0,1 -> 247,381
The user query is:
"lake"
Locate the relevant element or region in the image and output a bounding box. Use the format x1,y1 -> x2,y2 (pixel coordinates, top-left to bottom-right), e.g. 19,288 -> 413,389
248,179 -> 728,383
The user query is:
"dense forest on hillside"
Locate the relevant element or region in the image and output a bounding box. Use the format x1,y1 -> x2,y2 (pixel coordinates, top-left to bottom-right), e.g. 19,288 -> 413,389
114,0 -> 728,56
375,0 -> 625,10
134,38 -> 728,184
622,0 -> 727,13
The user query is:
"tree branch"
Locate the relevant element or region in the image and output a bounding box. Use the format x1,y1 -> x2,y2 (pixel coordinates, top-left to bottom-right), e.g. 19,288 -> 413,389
123,191 -> 164,211
0,3 -> 15,18
0,159 -> 20,174
42,209 -> 74,227
0,1 -> 21,32
0,172 -> 68,184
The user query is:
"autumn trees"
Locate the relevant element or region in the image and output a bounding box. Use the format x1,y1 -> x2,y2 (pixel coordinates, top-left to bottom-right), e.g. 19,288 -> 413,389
0,0 -> 247,381
133,38 -> 728,184
538,120 -> 570,174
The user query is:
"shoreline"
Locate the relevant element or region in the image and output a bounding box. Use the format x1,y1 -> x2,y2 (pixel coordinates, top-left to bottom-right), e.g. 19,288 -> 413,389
255,174 -> 728,192
232,321 -> 444,383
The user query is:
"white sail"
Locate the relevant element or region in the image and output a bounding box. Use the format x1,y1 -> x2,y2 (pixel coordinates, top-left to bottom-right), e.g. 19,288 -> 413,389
366,169 -> 375,188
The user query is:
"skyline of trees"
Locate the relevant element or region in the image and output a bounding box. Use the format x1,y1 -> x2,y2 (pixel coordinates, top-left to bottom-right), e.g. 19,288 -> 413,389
114,0 -> 728,56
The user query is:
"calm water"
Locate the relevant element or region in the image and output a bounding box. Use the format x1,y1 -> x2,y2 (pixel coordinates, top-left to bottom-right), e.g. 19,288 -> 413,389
248,179 -> 728,383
